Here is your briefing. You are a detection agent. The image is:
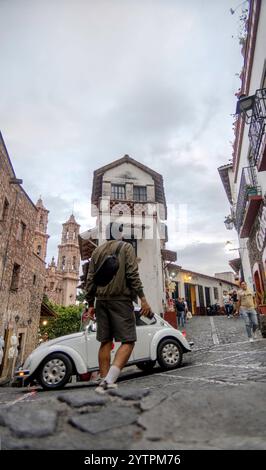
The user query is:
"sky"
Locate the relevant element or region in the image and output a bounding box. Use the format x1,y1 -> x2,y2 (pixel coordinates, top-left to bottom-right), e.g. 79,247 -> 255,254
0,0 -> 245,275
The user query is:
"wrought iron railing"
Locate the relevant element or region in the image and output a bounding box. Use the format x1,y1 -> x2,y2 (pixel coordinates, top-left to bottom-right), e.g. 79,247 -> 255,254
248,88 -> 266,166
235,166 -> 261,232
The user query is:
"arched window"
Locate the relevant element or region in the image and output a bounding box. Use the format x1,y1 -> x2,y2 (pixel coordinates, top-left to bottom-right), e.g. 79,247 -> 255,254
72,256 -> 76,270
62,256 -> 66,270
37,245 -> 42,256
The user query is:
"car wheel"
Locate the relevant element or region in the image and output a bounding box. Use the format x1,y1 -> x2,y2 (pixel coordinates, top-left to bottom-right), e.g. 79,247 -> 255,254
136,360 -> 156,372
157,338 -> 183,370
38,353 -> 73,390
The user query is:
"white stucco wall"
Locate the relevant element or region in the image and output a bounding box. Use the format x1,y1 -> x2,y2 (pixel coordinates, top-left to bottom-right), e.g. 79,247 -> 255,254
104,162 -> 154,190
97,161 -> 166,314
234,3 -> 266,286
171,270 -> 237,308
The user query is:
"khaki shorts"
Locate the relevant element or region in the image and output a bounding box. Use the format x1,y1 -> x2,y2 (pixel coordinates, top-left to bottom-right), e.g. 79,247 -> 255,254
95,299 -> 136,343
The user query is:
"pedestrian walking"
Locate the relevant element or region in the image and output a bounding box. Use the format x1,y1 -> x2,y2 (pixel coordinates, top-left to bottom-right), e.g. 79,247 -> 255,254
175,297 -> 186,328
237,281 -> 259,342
223,291 -> 233,318
230,290 -> 238,316
85,222 -> 151,393
182,297 -> 188,323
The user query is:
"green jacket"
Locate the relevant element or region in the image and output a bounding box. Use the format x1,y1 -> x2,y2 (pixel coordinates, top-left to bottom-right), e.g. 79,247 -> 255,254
85,240 -> 144,305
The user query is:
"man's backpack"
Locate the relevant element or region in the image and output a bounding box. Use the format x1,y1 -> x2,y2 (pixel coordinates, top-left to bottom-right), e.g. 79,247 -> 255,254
93,241 -> 124,287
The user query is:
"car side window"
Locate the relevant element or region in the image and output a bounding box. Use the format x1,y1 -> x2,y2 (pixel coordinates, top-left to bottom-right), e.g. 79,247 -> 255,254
135,311 -> 157,326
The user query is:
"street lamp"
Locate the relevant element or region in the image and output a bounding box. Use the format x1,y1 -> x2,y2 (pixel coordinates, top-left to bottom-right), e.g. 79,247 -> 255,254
235,94 -> 255,123
224,215 -> 235,230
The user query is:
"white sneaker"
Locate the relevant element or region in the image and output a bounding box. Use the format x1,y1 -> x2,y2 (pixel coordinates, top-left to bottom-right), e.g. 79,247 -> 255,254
253,331 -> 257,339
95,380 -> 118,394
249,337 -> 254,343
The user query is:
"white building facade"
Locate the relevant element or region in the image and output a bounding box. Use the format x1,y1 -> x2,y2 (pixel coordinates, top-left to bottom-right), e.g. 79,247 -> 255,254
218,0 -> 266,303
79,155 -> 177,314
167,266 -> 238,315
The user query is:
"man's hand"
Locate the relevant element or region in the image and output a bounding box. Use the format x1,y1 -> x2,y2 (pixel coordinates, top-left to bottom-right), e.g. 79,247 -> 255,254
88,307 -> 95,321
140,297 -> 152,317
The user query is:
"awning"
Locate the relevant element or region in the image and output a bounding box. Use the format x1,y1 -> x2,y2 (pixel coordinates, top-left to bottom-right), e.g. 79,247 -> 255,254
229,258 -> 241,274
161,249 -> 177,263
218,164 -> 233,205
240,195 -> 263,238
41,302 -> 57,318
78,228 -> 98,260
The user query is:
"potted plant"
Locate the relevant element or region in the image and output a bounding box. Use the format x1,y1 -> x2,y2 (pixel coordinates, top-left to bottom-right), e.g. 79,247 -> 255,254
246,185 -> 258,196
257,291 -> 266,314
256,291 -> 266,338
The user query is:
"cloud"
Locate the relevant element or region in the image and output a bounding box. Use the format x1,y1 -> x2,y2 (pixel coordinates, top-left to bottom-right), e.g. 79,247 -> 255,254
0,0 -> 243,273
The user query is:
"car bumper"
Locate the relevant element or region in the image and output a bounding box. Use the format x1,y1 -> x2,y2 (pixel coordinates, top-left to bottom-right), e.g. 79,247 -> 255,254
12,369 -> 32,387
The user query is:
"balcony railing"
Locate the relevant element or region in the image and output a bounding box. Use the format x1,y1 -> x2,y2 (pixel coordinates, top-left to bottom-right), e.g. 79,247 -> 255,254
235,166 -> 261,232
248,88 -> 266,170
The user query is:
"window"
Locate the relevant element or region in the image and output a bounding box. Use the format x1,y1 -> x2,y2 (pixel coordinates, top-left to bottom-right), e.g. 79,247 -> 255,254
39,214 -> 44,230
10,263 -> 20,291
72,256 -> 76,270
205,287 -> 211,306
133,186 -> 147,202
111,184 -> 125,200
62,256 -> 66,270
33,274 -> 37,285
1,198 -> 9,222
198,285 -> 205,307
17,221 -> 26,242
37,245 -> 42,256
214,287 -> 219,300
50,282 -> 55,290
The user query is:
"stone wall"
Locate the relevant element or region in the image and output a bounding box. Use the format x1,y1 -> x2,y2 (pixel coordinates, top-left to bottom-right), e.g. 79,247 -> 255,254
0,136 -> 46,380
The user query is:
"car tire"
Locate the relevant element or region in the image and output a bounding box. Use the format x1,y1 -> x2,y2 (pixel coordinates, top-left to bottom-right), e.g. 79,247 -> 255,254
38,353 -> 73,390
157,338 -> 183,370
136,360 -> 156,372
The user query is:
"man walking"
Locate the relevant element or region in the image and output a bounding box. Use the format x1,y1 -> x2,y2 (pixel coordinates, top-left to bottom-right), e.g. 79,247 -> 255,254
85,222 -> 151,393
237,281 -> 259,342
175,297 -> 186,328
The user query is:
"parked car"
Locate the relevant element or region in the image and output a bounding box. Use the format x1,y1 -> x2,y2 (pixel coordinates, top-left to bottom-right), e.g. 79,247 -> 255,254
14,312 -> 193,390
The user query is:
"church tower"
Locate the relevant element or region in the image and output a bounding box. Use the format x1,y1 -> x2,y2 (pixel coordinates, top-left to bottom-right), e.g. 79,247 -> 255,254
57,214 -> 81,305
34,198 -> 49,261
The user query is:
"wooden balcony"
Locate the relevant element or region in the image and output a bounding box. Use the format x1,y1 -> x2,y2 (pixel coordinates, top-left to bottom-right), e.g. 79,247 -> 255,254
240,195 -> 263,238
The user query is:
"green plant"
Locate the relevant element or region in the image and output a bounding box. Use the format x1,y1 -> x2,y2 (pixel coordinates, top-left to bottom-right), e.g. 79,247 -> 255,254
256,291 -> 266,305
246,185 -> 258,195
40,303 -> 83,340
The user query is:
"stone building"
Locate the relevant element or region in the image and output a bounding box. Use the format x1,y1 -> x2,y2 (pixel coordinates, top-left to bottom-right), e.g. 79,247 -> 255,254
79,155 -> 176,314
45,214 -> 81,306
0,132 -> 48,381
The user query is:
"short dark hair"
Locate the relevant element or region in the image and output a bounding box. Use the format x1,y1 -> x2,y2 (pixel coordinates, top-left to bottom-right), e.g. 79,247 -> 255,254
105,222 -> 123,241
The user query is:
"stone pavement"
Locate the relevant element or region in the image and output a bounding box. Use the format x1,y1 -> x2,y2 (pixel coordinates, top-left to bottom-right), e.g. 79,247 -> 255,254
0,315 -> 265,450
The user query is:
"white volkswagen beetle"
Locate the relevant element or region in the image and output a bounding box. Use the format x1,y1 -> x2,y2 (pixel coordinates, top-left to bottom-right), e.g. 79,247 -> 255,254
14,312 -> 193,390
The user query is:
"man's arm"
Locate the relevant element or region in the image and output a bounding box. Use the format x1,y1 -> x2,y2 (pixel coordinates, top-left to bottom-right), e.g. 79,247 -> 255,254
84,255 -> 97,308
124,243 -> 151,316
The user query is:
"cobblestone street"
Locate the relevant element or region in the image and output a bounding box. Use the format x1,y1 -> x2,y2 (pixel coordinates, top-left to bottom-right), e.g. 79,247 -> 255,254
0,315 -> 266,450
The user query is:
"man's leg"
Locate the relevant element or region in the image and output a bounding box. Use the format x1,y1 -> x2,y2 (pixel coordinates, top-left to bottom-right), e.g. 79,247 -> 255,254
104,342 -> 135,385
250,309 -> 259,336
241,309 -> 252,338
98,341 -> 113,378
